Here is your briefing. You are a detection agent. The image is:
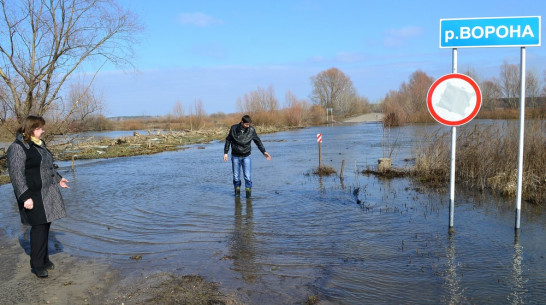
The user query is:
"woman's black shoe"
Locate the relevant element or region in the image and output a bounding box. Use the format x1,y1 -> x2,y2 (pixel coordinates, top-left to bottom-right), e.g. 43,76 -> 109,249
31,268 -> 48,278
44,261 -> 55,270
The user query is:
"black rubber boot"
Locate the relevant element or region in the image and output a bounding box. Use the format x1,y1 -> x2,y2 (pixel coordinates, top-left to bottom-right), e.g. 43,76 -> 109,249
234,187 -> 241,196
245,188 -> 251,198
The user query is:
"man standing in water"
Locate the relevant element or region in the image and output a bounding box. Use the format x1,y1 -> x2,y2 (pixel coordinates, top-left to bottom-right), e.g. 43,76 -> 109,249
224,115 -> 271,197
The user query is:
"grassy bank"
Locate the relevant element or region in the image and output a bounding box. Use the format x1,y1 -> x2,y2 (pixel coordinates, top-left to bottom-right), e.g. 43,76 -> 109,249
0,125 -> 293,184
413,120 -> 545,205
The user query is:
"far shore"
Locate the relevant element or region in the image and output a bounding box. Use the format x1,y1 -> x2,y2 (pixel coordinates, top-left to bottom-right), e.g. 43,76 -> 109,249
342,112 -> 384,123
0,113 -> 384,186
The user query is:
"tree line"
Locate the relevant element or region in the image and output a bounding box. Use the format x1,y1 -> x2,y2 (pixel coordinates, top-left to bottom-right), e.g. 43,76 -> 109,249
382,62 -> 546,127
1,0 -> 544,136
0,0 -> 139,135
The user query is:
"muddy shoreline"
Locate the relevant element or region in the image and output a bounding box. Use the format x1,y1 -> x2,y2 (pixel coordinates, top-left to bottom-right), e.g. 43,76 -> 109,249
0,231 -> 245,304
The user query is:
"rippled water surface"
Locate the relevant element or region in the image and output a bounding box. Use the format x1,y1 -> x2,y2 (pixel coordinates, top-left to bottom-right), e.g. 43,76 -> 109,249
1,122 -> 545,304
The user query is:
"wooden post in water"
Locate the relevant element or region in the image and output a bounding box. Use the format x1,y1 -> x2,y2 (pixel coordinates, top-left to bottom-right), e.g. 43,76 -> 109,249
340,160 -> 345,178
71,155 -> 75,171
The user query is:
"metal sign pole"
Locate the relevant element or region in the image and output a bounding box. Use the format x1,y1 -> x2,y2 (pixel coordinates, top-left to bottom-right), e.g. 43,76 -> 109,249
449,48 -> 457,229
515,47 -> 526,230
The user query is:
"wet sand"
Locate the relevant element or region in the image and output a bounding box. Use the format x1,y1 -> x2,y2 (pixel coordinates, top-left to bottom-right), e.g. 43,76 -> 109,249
0,233 -> 243,304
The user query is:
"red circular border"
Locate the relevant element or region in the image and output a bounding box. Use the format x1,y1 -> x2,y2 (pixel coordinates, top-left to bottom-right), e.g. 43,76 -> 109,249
426,73 -> 482,126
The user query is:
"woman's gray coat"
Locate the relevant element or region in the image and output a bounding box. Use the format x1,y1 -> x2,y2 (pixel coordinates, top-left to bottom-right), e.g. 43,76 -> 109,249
7,133 -> 66,225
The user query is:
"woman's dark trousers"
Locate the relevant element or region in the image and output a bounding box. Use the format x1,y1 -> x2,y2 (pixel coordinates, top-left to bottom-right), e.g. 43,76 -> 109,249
30,222 -> 51,270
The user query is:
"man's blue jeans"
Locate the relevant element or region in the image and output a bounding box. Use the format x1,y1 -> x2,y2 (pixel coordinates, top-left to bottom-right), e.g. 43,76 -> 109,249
231,155 -> 252,188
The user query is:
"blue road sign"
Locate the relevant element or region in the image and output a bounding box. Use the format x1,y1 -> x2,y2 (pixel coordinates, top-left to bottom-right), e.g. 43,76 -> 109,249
440,16 -> 541,48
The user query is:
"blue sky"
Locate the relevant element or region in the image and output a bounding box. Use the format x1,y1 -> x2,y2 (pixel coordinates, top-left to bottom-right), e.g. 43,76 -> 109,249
92,0 -> 546,117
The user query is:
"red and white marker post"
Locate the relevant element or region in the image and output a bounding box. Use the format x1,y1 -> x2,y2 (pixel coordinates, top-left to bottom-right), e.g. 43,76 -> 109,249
317,133 -> 322,168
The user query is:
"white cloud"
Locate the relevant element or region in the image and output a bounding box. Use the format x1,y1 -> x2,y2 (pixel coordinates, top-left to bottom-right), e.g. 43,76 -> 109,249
177,12 -> 223,27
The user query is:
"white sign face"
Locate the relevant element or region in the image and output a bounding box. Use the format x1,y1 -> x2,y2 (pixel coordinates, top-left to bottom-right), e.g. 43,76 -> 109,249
431,79 -> 476,119
427,74 -> 482,126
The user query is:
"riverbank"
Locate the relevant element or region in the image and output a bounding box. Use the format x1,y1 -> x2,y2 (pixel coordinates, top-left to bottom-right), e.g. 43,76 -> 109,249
0,125 -> 289,183
0,232 -> 244,304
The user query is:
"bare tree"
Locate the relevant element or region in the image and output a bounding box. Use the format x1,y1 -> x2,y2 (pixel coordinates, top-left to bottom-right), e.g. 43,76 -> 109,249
400,70 -> 434,115
284,90 -> 298,109
310,67 -> 356,116
173,100 -> 185,119
0,82 -> 8,122
381,89 -> 407,126
188,98 -> 206,130
284,90 -> 310,126
542,70 -> 546,98
480,78 -> 503,110
499,61 -> 520,108
460,66 -> 480,83
0,0 -> 140,128
237,85 -> 279,114
68,83 -> 104,121
349,95 -> 371,115
525,70 -> 540,108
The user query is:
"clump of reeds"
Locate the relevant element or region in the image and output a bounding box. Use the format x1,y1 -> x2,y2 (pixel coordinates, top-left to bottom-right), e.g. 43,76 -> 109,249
361,167 -> 411,179
413,120 -> 545,205
313,165 -> 337,176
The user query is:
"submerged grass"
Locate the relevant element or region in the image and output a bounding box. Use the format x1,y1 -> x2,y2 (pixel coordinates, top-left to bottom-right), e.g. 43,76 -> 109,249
413,120 -> 545,205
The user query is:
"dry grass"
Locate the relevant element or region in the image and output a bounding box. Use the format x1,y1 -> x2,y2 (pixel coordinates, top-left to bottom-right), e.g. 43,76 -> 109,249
106,106 -> 330,132
413,120 -> 545,205
313,165 -> 337,176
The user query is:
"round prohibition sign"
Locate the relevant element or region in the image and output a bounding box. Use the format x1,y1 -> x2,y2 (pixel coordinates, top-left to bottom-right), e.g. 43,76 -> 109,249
427,73 -> 482,126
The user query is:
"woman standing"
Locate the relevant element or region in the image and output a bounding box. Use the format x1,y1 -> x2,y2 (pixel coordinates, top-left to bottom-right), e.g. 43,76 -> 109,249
6,116 -> 69,278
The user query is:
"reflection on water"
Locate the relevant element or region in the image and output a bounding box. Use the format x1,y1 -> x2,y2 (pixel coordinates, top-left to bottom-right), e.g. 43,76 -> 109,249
509,232 -> 527,305
18,229 -> 64,257
229,197 -> 258,283
442,233 -> 467,305
1,122 -> 545,304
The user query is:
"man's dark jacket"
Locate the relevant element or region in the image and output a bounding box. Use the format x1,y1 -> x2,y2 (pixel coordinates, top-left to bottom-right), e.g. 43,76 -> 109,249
224,123 -> 266,157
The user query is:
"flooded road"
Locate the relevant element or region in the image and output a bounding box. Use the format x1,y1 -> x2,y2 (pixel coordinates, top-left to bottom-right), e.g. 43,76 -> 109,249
1,122 -> 545,304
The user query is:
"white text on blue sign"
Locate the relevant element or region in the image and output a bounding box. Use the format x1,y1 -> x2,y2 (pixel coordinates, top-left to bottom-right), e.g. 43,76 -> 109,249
440,16 -> 541,48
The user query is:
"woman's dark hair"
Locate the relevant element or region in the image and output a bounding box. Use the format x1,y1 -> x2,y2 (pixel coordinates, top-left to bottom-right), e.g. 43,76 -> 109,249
17,115 -> 46,142
241,115 -> 252,123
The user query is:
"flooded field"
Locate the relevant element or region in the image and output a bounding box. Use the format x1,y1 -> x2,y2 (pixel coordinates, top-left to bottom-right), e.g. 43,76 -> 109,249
1,122 -> 545,304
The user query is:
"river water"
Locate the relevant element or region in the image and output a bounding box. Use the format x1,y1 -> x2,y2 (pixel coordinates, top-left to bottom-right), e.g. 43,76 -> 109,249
1,122 -> 545,304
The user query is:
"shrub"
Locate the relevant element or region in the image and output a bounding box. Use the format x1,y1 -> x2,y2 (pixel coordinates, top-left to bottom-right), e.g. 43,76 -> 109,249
413,120 -> 545,205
